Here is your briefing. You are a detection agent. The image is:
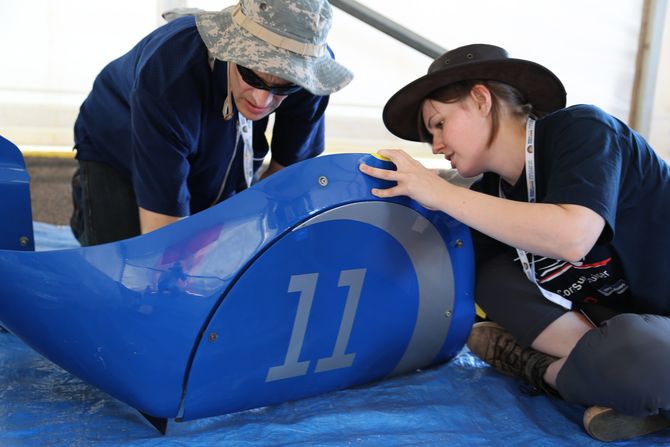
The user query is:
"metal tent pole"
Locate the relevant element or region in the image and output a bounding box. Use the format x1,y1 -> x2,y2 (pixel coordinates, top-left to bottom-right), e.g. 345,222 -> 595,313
629,0 -> 668,136
329,0 -> 446,59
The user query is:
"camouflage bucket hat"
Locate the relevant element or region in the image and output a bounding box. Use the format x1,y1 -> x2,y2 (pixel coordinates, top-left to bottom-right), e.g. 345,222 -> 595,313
196,0 -> 353,96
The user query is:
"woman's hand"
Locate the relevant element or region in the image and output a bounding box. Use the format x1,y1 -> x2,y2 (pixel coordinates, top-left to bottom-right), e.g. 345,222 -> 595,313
359,150 -> 605,262
359,149 -> 449,211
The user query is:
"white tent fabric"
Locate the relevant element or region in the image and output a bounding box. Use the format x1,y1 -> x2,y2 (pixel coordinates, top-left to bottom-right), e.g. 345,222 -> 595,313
0,0 -> 668,159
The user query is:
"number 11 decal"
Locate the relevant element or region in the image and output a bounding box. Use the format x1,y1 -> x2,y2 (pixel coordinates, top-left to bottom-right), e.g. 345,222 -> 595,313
266,268 -> 367,382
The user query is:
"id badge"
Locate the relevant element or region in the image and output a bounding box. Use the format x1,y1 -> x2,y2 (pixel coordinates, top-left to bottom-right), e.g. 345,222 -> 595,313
239,115 -> 254,187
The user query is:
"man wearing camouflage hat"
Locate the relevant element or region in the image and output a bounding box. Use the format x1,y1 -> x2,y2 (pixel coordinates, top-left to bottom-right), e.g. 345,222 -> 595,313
71,0 -> 353,246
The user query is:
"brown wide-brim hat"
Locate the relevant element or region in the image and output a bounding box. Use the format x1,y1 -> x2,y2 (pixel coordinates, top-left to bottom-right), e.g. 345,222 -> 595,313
383,44 -> 566,141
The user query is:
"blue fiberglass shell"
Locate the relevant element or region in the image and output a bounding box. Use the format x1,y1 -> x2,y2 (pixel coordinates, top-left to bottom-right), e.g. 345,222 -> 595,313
0,135 -> 34,251
0,148 -> 474,421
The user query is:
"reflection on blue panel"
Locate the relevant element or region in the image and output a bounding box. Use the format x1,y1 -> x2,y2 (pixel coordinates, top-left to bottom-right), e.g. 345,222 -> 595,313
0,135 -> 34,251
0,149 -> 475,423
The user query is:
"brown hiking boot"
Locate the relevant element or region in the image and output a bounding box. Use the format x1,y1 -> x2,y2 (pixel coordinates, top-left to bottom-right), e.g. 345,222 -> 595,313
583,406 -> 670,442
467,321 -> 558,395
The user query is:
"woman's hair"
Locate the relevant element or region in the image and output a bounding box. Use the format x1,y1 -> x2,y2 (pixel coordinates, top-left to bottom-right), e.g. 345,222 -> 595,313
416,80 -> 533,146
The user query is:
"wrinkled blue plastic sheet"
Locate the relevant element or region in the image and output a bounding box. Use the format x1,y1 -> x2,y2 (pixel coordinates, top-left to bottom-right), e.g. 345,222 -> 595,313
0,223 -> 666,446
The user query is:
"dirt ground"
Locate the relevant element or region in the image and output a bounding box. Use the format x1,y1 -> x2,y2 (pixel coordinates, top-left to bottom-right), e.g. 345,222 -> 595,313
24,157 -> 77,225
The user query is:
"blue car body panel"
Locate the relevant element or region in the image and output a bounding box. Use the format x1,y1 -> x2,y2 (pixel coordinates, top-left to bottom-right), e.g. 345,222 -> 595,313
0,140 -> 475,420
0,135 -> 34,251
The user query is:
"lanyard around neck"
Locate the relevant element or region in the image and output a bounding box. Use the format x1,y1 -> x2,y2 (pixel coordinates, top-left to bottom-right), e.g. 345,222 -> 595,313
498,118 -> 572,310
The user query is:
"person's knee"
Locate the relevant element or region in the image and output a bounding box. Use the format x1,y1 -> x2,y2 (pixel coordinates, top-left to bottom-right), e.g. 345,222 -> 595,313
589,314 -> 670,412
599,314 -> 670,359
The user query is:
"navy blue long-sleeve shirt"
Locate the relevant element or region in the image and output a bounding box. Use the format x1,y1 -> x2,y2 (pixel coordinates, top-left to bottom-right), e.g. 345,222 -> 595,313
74,16 -> 329,217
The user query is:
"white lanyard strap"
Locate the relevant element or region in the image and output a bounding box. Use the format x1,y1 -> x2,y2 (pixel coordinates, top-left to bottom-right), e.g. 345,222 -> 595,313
238,114 -> 254,188
524,118 -> 537,203
499,118 -> 572,310
210,113 -> 254,207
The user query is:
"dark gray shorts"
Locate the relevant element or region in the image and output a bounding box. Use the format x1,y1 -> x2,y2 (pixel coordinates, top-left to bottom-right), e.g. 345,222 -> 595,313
475,252 -> 567,347
557,313 -> 670,417
475,253 -> 670,417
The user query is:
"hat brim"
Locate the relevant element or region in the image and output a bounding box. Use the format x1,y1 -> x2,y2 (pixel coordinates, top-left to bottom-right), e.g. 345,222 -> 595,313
383,58 -> 566,141
196,7 -> 353,96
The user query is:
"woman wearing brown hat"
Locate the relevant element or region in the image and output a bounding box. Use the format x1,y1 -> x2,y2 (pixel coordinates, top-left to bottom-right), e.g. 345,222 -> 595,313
360,43 -> 670,442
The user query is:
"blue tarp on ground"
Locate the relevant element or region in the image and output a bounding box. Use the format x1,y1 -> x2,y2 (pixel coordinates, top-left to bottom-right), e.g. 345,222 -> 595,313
0,223 -> 667,446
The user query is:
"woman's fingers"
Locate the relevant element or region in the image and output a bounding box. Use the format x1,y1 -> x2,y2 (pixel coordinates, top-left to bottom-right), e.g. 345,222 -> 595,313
376,149 -> 415,167
359,162 -> 407,198
358,162 -> 397,181
371,185 -> 404,198
378,150 -> 428,175
359,150 -> 427,200
377,148 -> 406,160
360,151 -> 446,210
359,149 -> 417,178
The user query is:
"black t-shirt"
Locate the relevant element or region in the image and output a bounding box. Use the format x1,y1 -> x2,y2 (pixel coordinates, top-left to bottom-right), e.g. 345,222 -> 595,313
471,104 -> 670,314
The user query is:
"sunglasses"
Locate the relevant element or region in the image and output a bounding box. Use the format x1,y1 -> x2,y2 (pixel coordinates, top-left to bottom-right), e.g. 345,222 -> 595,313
236,64 -> 302,96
